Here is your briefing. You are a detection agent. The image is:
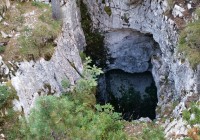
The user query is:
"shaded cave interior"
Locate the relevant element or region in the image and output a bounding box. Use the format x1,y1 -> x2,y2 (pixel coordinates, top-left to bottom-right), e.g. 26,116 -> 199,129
97,70 -> 158,121
84,29 -> 161,121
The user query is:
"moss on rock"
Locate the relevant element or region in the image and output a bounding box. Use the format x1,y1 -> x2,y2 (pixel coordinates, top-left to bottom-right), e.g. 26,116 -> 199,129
104,6 -> 112,16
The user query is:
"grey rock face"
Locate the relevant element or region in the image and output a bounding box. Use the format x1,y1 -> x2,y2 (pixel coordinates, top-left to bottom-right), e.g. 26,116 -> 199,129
84,0 -> 200,138
11,0 -> 85,116
84,0 -> 178,102
105,29 -> 159,73
84,0 -> 200,106
6,0 -> 200,138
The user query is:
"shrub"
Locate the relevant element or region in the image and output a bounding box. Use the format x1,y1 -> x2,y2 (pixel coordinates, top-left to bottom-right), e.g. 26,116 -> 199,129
22,96 -> 127,140
0,46 -> 6,53
20,58 -> 127,140
182,102 -> 200,140
68,57 -> 103,107
0,86 -> 15,110
0,85 -> 22,139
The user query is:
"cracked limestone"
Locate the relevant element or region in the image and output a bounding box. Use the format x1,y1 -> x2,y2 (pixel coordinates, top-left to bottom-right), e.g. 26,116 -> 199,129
83,0 -> 200,138
11,0 -> 85,116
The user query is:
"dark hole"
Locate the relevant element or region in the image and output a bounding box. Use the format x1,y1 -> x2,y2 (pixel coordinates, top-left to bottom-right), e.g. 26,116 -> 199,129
44,53 -> 53,61
96,69 -> 158,121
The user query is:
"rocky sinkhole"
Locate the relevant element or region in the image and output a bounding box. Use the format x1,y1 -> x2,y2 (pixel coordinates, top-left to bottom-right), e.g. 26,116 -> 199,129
88,29 -> 162,121
97,70 -> 158,121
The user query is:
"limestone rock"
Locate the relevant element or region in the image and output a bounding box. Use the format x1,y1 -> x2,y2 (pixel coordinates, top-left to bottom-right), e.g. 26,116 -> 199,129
138,117 -> 152,123
172,5 -> 185,17
6,0 -> 200,139
11,0 -> 85,116
1,31 -> 12,38
84,0 -> 200,139
104,29 -> 160,73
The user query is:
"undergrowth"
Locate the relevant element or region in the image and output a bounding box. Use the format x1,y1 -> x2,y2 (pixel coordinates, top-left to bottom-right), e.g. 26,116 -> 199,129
19,4 -> 62,61
126,121 -> 165,140
0,1 -> 61,62
182,101 -> 200,140
178,8 -> 200,69
0,84 -> 22,139
3,58 -> 165,140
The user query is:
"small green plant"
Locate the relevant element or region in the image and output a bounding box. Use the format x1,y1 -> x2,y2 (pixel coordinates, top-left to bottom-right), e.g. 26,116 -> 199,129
79,51 -> 87,61
104,6 -> 112,16
183,102 -> 200,125
0,46 -> 6,53
182,101 -> 200,140
31,1 -> 48,9
0,86 -> 13,109
70,57 -> 103,107
61,78 -> 70,89
0,85 -> 22,139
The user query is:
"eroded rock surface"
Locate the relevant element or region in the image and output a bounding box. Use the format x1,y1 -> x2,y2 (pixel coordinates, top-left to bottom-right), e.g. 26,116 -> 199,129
83,0 -> 200,138
2,0 -> 199,139
105,29 -> 160,73
11,0 -> 85,116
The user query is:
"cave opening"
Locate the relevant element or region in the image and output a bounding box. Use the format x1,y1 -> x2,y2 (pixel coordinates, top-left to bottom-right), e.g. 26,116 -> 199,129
82,27 -> 161,121
93,29 -> 161,121
79,0 -> 160,121
96,70 -> 158,121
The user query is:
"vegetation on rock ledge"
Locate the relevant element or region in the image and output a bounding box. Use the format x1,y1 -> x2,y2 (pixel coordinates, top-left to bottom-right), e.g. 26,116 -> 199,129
2,58 -> 165,140
19,2 -> 62,61
178,8 -> 200,69
182,101 -> 200,140
0,1 -> 62,62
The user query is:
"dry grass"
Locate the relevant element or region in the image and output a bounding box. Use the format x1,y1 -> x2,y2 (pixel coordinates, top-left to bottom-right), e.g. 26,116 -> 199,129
187,127 -> 200,140
124,121 -> 165,140
0,1 -> 61,62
